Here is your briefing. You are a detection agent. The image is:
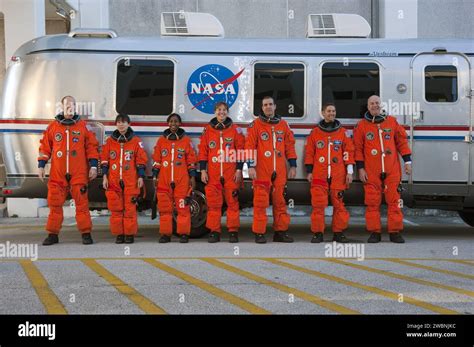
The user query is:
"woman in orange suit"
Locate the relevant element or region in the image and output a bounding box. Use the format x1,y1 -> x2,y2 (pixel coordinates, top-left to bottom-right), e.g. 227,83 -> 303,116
152,113 -> 197,243
101,114 -> 148,244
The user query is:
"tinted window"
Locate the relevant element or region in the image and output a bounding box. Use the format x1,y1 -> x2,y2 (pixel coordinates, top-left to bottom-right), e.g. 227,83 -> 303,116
425,65 -> 458,102
321,62 -> 380,118
116,59 -> 174,115
254,63 -> 305,117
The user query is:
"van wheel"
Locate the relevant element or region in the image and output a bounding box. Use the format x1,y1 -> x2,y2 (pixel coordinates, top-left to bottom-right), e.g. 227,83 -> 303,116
458,211 -> 474,227
173,187 -> 210,238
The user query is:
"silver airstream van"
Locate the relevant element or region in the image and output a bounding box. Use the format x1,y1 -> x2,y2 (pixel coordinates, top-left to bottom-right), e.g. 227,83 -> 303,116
0,13 -> 473,235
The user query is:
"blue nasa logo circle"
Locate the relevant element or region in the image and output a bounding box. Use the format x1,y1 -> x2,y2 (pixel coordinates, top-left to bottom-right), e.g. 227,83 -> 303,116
187,64 -> 241,114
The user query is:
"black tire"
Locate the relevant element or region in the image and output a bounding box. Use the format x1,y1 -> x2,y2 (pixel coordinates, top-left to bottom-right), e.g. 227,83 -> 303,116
172,183 -> 210,238
458,211 -> 474,227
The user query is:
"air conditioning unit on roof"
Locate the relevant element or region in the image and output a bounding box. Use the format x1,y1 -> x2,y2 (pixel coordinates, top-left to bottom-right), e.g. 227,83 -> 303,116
161,12 -> 225,37
307,14 -> 371,38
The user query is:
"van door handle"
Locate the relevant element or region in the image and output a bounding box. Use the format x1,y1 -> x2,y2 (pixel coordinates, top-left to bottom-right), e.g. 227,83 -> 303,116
413,110 -> 423,122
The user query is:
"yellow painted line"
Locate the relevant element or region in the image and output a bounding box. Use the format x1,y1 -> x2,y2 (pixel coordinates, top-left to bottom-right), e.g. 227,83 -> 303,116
386,259 -> 474,280
82,259 -> 166,314
370,257 -> 474,262
144,259 -> 269,314
267,259 -> 460,315
19,260 -> 67,314
443,259 -> 474,267
203,258 -> 359,314
325,259 -> 474,298
2,257 -> 474,262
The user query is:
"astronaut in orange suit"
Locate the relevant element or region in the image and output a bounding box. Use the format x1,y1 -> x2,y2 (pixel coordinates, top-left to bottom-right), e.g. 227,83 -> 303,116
304,103 -> 355,243
353,95 -> 412,243
245,96 -> 297,244
199,102 -> 245,243
152,113 -> 197,243
101,114 -> 148,244
38,96 -> 99,246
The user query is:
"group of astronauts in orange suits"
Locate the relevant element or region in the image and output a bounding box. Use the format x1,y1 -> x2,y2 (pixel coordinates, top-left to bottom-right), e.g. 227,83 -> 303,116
38,94 -> 412,246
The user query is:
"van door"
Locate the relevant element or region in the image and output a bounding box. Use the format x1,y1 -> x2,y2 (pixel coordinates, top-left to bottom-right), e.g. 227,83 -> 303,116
411,53 -> 471,186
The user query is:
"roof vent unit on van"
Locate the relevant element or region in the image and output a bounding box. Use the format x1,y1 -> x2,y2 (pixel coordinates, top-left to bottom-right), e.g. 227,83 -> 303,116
161,12 -> 225,37
68,28 -> 118,38
307,14 -> 371,38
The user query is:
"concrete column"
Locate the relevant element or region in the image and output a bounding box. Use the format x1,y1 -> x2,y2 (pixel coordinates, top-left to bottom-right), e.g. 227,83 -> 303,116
67,0 -> 109,29
0,0 -> 46,217
379,0 -> 417,38
0,0 -> 45,65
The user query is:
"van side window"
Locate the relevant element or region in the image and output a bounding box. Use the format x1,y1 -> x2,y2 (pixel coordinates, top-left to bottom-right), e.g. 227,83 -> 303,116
321,62 -> 380,118
253,63 -> 305,118
116,59 -> 174,116
424,65 -> 458,102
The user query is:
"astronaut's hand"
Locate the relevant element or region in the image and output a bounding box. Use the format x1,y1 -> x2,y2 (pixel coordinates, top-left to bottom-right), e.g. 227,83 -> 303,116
190,176 -> 196,190
38,167 -> 45,182
358,168 -> 368,183
346,173 -> 353,186
234,170 -> 242,183
102,175 -> 109,190
405,163 -> 412,176
248,168 -> 256,180
201,170 -> 208,184
137,177 -> 144,189
288,167 -> 296,179
306,173 -> 313,182
89,167 -> 98,181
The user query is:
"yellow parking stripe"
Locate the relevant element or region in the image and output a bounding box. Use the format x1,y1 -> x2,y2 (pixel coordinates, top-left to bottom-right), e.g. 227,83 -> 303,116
19,260 -> 67,314
267,259 -> 459,315
82,259 -> 166,314
325,259 -> 474,298
443,259 -> 474,267
203,258 -> 359,314
386,259 -> 474,280
144,259 -> 269,314
4,257 -> 474,262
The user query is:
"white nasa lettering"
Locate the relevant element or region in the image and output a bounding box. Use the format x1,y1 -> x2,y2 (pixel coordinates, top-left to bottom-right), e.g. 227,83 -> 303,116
190,83 -> 236,95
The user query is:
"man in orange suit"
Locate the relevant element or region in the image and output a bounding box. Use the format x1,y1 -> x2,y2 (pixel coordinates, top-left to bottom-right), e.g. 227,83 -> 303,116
245,96 -> 297,244
38,96 -> 99,245
304,103 -> 355,243
353,95 -> 412,243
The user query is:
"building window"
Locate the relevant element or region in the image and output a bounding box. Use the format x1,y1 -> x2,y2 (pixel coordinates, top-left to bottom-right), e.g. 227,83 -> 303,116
116,59 -> 174,116
425,65 -> 458,102
254,63 -> 305,118
321,62 -> 380,118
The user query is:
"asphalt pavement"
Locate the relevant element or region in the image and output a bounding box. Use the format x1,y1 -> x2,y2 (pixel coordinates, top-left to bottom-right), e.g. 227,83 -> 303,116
0,215 -> 473,314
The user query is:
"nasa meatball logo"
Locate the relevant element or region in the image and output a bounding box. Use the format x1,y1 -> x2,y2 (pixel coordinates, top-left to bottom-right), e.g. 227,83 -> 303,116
186,64 -> 244,114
